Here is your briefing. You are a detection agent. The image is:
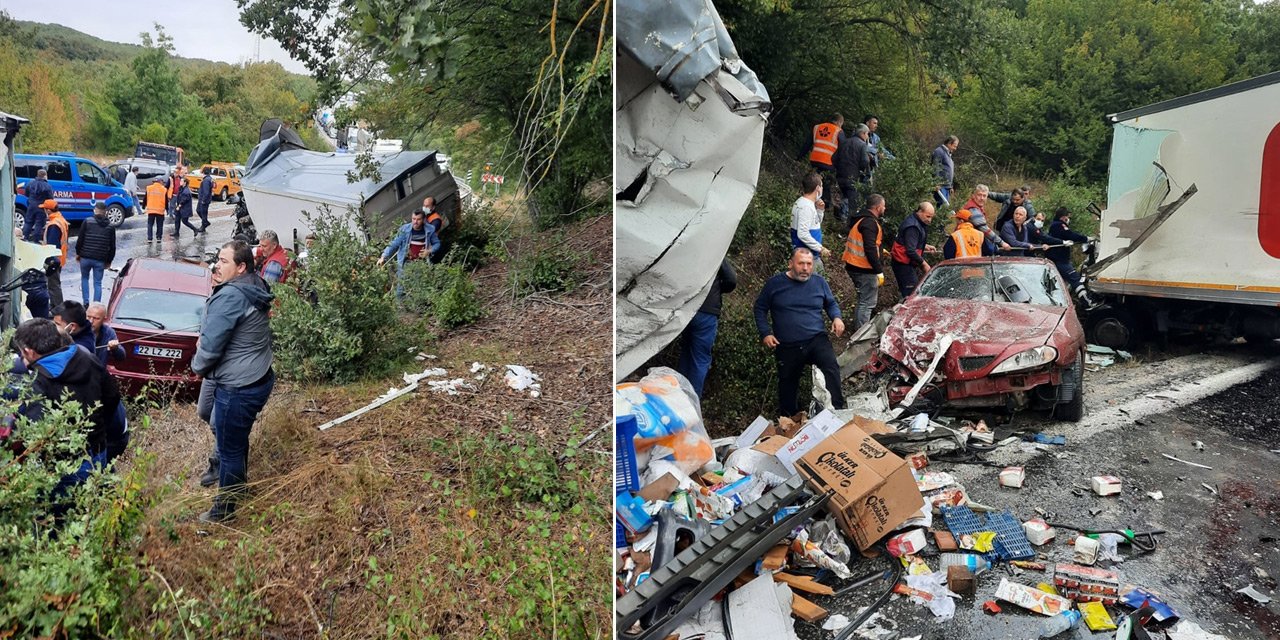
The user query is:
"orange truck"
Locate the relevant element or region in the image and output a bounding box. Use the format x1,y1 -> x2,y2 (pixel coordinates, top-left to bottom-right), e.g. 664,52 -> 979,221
184,162 -> 243,201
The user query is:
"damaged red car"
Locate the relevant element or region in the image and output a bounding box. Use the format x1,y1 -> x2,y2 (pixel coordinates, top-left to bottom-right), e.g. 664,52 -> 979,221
867,257 -> 1086,421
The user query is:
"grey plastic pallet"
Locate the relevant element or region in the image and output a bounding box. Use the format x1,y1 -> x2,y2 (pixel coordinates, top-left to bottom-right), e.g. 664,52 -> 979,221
615,475 -> 831,640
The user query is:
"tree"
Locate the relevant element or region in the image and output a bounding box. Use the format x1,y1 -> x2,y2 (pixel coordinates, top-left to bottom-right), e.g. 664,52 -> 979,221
110,27 -> 183,130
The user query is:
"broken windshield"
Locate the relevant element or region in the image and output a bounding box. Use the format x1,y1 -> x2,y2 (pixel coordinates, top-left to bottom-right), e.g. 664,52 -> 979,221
917,263 -> 1067,307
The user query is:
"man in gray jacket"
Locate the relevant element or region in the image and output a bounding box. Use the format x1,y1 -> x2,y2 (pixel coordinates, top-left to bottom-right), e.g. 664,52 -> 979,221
192,240 -> 275,523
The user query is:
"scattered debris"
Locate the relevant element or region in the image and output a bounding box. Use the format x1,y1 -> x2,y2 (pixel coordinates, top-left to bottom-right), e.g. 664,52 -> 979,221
1120,587 -> 1179,623
1051,564 -> 1120,604
1202,483 -> 1219,495
1022,520 -> 1055,546
1147,490 -> 1164,500
503,364 -> 541,396
1073,537 -> 1100,565
470,361 -> 491,380
316,367 -> 448,431
1193,440 -> 1206,451
994,577 -> 1074,615
1167,620 -> 1230,640
427,378 -> 474,395
821,614 -> 851,632
1162,453 -> 1212,469
999,466 -> 1025,488
1091,475 -> 1122,496
1235,584 -> 1272,604
982,600 -> 1001,615
1079,601 -> 1117,631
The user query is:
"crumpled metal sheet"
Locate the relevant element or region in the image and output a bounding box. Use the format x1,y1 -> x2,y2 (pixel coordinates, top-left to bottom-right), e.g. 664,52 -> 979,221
615,1 -> 770,379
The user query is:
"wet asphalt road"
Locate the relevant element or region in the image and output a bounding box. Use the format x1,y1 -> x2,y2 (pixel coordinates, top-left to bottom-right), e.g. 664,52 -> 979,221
790,343 -> 1280,640
59,202 -> 236,305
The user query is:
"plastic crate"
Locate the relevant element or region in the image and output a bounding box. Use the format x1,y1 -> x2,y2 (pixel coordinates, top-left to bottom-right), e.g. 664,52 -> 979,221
616,414 -> 640,548
939,506 -> 1035,561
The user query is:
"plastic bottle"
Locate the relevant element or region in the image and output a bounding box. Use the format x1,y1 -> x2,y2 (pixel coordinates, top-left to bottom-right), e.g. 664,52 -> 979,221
938,553 -> 991,575
1038,610 -> 1082,637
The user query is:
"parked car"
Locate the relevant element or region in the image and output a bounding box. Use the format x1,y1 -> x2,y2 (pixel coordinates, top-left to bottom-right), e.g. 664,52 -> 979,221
184,162 -> 243,201
15,153 -> 140,226
105,257 -> 212,399
867,256 -> 1087,421
106,157 -> 171,203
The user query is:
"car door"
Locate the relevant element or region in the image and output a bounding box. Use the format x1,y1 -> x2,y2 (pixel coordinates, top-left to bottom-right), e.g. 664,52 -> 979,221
45,158 -> 78,214
75,159 -> 118,214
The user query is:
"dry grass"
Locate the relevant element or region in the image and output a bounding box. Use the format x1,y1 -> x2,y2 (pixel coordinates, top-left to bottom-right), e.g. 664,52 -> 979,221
120,215 -> 613,639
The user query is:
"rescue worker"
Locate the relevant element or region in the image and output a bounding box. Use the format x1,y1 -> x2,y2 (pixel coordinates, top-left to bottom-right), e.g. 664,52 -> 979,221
255,230 -> 291,284
999,206 -> 1060,256
842,193 -> 886,331
806,114 -> 844,212
943,209 -> 995,258
957,184 -> 1011,252
144,175 -> 169,242
1046,207 -> 1093,301
889,201 -> 936,298
421,196 -> 443,233
377,209 -> 440,298
41,199 -> 69,308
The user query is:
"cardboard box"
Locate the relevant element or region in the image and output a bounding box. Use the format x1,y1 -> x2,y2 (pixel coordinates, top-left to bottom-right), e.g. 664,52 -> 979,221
774,410 -> 847,474
795,422 -> 925,550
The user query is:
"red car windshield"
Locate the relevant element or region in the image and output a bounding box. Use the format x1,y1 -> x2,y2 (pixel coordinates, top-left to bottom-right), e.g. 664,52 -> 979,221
918,263 -> 1067,307
113,289 -> 206,332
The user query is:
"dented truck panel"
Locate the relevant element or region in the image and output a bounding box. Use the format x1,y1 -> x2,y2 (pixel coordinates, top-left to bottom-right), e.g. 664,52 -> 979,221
871,258 -> 1085,408
615,0 -> 770,379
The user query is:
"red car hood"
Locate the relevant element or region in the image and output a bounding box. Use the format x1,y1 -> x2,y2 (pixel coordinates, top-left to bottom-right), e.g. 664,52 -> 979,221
880,296 -> 1066,371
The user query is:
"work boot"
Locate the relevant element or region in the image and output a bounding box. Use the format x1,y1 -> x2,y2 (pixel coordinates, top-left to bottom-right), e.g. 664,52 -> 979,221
197,508 -> 234,524
198,457 -> 219,488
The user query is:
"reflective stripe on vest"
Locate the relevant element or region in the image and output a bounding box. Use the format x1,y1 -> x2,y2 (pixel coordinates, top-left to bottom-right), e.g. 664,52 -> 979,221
843,216 -> 883,269
809,122 -> 840,166
951,225 -> 985,257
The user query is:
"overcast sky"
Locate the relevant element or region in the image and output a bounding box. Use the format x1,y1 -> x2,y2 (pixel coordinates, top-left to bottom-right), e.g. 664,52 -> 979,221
0,0 -> 311,74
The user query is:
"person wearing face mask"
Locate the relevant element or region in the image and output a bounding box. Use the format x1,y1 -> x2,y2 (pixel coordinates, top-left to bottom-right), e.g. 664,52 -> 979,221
1047,207 -> 1092,297
51,301 -> 96,355
999,206 -> 1061,257
191,241 -> 275,523
790,173 -> 831,271
420,196 -> 443,234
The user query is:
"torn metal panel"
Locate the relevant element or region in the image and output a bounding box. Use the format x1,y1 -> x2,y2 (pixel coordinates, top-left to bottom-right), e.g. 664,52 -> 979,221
615,6 -> 770,379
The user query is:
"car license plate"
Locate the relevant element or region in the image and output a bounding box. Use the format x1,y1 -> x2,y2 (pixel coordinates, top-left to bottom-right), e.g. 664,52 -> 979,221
136,345 -> 182,359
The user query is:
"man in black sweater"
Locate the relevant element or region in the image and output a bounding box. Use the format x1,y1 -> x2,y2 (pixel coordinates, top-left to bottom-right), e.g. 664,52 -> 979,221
754,248 -> 846,416
678,258 -> 737,398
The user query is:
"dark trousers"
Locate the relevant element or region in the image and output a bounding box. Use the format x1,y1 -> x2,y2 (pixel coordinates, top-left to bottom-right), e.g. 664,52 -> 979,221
147,214 -> 165,240
838,179 -> 860,222
46,267 -> 63,308
197,205 -> 210,229
1053,259 -> 1082,290
22,208 -> 46,243
891,261 -> 920,298
174,213 -> 200,237
774,334 -> 845,416
24,289 -> 49,319
812,162 -> 836,212
677,311 -> 719,398
211,370 -> 275,516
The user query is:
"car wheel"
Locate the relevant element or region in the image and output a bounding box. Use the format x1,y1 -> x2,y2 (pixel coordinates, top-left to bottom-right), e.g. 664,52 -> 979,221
1086,306 -> 1141,351
219,187 -> 229,201
13,206 -> 25,228
1053,350 -> 1085,422
106,203 -> 127,227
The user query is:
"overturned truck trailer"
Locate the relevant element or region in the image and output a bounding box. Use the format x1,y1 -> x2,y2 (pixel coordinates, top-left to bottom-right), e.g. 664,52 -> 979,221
614,0 -> 771,379
238,119 -> 461,251
1086,72 -> 1280,347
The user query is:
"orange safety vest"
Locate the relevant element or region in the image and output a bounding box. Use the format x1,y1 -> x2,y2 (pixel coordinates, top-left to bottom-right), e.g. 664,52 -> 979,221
44,213 -> 69,266
951,223 -> 985,257
843,215 -> 884,269
145,181 -> 168,215
809,122 -> 840,166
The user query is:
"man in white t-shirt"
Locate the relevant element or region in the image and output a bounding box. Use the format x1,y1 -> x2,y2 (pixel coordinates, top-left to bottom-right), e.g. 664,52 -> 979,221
790,172 -> 831,272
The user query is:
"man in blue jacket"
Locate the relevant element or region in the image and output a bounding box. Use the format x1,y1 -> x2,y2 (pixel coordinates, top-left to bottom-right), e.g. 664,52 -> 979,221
754,248 -> 846,417
192,240 -> 275,523
377,209 -> 441,296
22,169 -> 54,241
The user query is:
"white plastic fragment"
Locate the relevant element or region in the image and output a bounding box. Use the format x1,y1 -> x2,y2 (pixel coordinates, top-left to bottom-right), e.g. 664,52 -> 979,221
1147,491 -> 1164,500
1236,584 -> 1272,604
504,364 -> 542,397
822,615 -> 851,631
427,378 -> 473,395
1167,620 -> 1230,640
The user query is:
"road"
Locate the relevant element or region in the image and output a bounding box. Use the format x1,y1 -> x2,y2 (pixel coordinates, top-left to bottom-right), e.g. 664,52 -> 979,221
793,343 -> 1280,640
58,202 -> 237,305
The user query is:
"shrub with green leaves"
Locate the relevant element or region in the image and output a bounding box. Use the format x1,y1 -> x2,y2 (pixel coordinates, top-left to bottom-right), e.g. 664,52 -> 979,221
400,260 -> 486,329
513,242 -> 583,296
270,207 -> 423,382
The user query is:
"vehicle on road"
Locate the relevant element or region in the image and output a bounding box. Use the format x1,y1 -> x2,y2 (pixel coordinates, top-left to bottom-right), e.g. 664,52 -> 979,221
1085,71 -> 1280,348
106,157 -> 170,203
868,256 -> 1087,421
237,119 -> 460,251
134,141 -> 185,170
105,257 -> 212,399
184,162 -> 243,201
15,153 -> 139,227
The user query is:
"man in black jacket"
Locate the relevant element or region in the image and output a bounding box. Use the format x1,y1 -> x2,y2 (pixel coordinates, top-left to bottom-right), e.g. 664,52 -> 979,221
22,169 -> 54,241
173,180 -> 202,238
74,203 -> 116,306
677,258 -> 737,398
197,167 -> 214,231
834,124 -> 873,221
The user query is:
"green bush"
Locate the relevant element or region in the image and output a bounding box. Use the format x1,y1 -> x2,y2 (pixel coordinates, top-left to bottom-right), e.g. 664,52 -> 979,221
446,201 -> 512,269
0,355 -> 153,638
730,170 -> 794,261
400,260 -> 486,329
868,147 -> 949,247
1037,164 -> 1104,239
513,242 -> 582,296
270,207 -> 423,382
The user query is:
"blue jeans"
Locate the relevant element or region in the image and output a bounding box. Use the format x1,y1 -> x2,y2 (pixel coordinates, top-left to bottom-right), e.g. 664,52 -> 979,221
678,311 -> 720,398
211,370 -> 275,516
22,207 -> 46,243
845,267 -> 880,331
80,258 -> 105,305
